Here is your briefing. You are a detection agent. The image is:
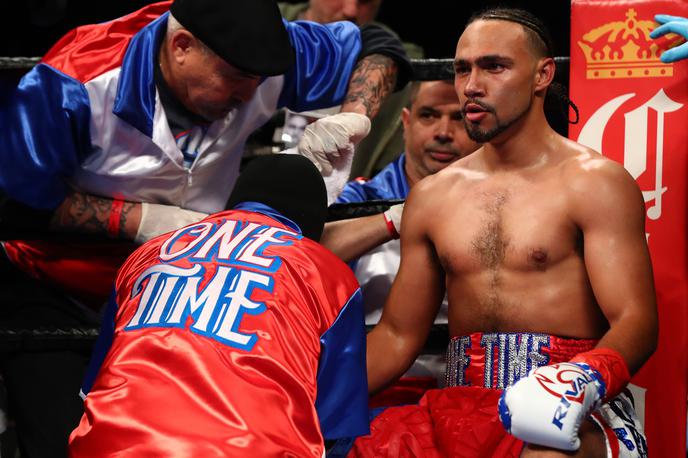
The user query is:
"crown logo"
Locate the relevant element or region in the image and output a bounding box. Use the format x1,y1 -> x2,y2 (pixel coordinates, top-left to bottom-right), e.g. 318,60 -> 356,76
578,9 -> 680,80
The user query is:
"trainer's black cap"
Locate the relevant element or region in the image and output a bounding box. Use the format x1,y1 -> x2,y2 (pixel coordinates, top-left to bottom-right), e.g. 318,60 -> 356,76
170,0 -> 295,76
226,155 -> 327,241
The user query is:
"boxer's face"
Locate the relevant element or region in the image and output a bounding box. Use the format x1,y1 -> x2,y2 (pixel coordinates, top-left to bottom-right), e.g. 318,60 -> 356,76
453,20 -> 540,143
308,0 -> 382,24
182,48 -> 261,121
402,81 -> 478,185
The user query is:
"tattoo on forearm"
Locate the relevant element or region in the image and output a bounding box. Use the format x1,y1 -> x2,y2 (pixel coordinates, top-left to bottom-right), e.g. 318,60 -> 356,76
343,54 -> 397,118
50,192 -> 137,238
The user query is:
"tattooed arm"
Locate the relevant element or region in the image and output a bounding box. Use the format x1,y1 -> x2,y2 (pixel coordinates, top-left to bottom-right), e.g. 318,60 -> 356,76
339,23 -> 411,118
50,192 -> 142,240
340,54 -> 397,119
49,192 -> 207,243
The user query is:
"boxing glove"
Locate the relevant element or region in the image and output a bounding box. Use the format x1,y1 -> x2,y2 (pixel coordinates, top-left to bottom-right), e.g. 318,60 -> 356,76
499,348 -> 630,451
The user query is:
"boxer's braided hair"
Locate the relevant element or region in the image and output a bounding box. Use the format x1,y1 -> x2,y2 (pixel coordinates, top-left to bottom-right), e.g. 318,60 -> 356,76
466,7 -> 579,124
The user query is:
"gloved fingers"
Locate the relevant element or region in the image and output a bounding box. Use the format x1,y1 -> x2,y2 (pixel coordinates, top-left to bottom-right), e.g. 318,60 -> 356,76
286,146 -> 331,174
319,135 -> 343,159
319,158 -> 334,175
654,14 -> 688,25
660,42 -> 688,63
337,112 -> 371,142
300,125 -> 342,159
650,21 -> 688,39
324,145 -> 355,176
307,151 -> 333,174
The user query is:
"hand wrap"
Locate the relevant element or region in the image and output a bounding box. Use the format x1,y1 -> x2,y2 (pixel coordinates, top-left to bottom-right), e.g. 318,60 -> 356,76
382,203 -> 404,239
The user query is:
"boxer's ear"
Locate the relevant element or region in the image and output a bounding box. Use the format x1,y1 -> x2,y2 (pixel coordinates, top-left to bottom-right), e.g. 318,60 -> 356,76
534,57 -> 555,93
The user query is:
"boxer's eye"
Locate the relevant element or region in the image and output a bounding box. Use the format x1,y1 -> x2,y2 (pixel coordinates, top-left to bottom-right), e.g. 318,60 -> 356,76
454,64 -> 470,76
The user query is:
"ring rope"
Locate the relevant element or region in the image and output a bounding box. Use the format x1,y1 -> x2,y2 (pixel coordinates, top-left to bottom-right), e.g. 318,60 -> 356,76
0,57 -> 570,74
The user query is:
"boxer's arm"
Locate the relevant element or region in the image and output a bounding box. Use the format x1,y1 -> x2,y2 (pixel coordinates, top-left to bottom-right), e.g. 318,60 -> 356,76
366,184 -> 445,393
500,161 -> 655,450
570,158 -> 658,374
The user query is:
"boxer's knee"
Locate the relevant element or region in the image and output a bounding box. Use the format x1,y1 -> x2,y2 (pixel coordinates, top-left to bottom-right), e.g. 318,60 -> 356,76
520,419 -> 606,458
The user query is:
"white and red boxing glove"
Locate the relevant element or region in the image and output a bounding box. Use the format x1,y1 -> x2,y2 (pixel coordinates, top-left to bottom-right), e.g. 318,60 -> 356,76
498,348 -> 630,451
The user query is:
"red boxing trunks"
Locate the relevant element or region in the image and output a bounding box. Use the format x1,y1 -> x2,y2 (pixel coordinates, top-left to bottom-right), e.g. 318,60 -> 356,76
349,332 -> 647,458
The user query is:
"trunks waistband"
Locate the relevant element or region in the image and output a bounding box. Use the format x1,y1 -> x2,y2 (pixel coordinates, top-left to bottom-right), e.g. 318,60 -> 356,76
445,332 -> 597,390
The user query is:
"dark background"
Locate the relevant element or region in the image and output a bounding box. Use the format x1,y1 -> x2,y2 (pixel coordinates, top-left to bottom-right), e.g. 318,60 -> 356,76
2,1 -> 571,58
377,1 -> 571,58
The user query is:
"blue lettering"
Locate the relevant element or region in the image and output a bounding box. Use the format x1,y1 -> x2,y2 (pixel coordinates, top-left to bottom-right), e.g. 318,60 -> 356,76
613,428 -> 636,451
552,397 -> 571,430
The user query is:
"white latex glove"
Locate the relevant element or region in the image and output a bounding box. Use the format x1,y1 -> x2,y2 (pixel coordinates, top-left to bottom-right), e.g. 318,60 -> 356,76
297,112 -> 371,175
499,362 -> 605,451
382,203 -> 404,239
135,202 -> 208,244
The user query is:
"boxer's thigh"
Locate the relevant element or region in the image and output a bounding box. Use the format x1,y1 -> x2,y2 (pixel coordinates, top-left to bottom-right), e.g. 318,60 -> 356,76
520,419 -> 606,458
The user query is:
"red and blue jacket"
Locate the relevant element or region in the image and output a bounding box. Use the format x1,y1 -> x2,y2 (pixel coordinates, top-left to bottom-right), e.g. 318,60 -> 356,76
70,203 -> 368,456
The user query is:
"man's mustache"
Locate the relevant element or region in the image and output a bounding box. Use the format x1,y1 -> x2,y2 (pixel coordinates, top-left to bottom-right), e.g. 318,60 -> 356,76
462,99 -> 496,116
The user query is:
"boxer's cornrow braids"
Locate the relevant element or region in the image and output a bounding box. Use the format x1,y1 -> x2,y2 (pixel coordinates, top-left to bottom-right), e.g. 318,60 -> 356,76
467,7 -> 554,58
549,82 -> 580,125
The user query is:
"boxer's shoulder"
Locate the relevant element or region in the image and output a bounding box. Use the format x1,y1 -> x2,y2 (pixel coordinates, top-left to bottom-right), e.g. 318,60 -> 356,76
557,138 -> 627,179
416,154 -> 481,193
557,143 -> 644,222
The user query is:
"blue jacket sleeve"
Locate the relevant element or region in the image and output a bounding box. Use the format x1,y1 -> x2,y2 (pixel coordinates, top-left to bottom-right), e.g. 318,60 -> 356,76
81,288 -> 118,397
336,155 -> 409,203
315,288 -> 369,439
335,180 -> 371,204
277,20 -> 361,112
0,64 -> 92,210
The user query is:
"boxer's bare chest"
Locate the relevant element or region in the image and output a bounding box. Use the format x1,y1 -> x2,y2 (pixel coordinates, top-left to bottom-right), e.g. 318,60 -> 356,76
433,170 -> 579,277
432,168 -> 588,332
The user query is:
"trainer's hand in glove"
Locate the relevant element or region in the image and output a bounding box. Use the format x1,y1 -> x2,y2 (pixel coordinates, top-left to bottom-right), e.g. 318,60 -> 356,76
297,112 -> 371,175
650,15 -> 688,63
135,202 -> 208,244
382,203 -> 403,239
498,362 -> 605,451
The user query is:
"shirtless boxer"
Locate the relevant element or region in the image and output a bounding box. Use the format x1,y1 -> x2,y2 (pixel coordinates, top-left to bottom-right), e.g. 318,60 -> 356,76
353,8 -> 657,457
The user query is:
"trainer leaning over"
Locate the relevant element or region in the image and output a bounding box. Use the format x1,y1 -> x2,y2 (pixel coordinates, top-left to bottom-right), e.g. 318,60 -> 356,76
0,0 -> 409,455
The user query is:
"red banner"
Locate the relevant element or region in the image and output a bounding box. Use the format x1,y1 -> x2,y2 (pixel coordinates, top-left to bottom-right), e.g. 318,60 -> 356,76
570,1 -> 688,455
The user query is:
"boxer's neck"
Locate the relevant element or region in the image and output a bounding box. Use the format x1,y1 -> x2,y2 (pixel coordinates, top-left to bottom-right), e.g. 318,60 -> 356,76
481,107 -> 557,170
